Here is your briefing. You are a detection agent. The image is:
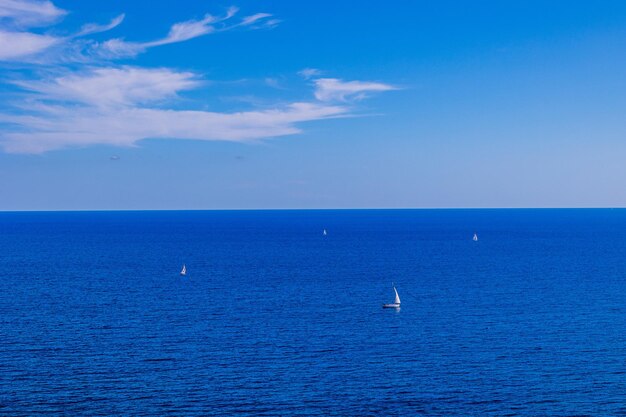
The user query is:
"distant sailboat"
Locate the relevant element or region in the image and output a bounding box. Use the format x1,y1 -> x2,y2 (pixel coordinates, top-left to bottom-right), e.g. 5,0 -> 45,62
383,284 -> 401,308
323,229 -> 327,236
180,264 -> 187,276
473,233 -> 478,242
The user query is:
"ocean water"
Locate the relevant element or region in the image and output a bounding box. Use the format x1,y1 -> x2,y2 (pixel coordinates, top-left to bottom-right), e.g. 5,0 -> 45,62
1,209 -> 626,416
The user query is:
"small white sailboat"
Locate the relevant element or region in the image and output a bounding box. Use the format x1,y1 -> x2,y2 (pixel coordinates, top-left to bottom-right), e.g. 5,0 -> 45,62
180,264 -> 187,276
323,229 -> 327,236
473,233 -> 478,242
383,284 -> 401,308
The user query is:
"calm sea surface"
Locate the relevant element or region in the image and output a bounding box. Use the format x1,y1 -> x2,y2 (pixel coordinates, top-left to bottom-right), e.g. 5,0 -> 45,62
1,209 -> 626,416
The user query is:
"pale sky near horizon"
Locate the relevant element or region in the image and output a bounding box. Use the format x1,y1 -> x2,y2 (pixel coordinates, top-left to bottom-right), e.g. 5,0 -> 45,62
2,0 -> 626,210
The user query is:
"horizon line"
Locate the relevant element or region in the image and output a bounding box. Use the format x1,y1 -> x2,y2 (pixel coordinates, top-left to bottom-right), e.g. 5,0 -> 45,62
1,207 -> 625,213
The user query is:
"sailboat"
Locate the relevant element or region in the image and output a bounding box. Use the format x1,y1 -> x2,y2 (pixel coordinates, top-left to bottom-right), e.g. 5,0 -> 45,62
383,284 -> 401,308
323,229 -> 327,236
180,264 -> 187,276
473,233 -> 478,242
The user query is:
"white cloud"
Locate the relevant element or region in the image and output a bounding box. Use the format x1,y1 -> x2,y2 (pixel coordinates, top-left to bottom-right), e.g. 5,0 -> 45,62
240,13 -> 272,26
0,0 -> 65,27
0,2 -> 395,154
0,1 -> 120,62
0,100 -> 348,153
0,2 -> 275,62
94,38 -> 144,59
76,14 -> 125,37
14,67 -> 201,107
94,7 -> 274,59
264,77 -> 282,89
313,78 -> 397,102
264,19 -> 280,28
241,13 -> 272,26
147,13 -> 221,46
298,68 -> 321,79
0,66 -> 396,153
0,66 -> 395,153
0,29 -> 59,59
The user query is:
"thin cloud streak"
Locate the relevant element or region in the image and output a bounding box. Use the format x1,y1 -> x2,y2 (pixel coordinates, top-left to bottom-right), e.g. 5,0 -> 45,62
314,78 -> 397,102
94,7 -> 275,59
298,68 -> 321,79
240,13 -> 272,26
76,14 -> 125,37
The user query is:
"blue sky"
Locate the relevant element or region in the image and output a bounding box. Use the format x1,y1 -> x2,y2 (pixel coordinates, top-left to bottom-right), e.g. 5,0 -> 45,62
2,0 -> 626,209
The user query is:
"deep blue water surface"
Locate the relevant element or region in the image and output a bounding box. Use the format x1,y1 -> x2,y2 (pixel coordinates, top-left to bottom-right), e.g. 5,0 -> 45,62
2,209 -> 626,415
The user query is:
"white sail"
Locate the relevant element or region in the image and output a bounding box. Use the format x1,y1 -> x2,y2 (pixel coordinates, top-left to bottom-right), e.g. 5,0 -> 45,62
393,286 -> 401,305
323,229 -> 327,236
180,264 -> 186,275
473,233 -> 478,241
383,284 -> 401,308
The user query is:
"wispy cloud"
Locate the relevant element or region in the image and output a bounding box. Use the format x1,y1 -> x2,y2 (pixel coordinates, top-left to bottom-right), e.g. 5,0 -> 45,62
0,0 -> 67,60
298,68 -> 321,79
0,29 -> 59,59
0,85 -> 348,153
313,78 -> 397,102
240,13 -> 271,26
264,77 -> 283,89
0,10 -> 124,62
0,66 -> 393,153
0,0 -> 65,27
0,1 -> 395,154
76,14 -> 125,37
13,67 -> 201,107
239,13 -> 279,29
94,7 -> 275,59
149,7 -> 238,45
0,2 -> 275,62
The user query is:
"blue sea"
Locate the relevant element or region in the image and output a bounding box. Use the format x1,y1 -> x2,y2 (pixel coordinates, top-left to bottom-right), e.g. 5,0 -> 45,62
1,209 -> 626,416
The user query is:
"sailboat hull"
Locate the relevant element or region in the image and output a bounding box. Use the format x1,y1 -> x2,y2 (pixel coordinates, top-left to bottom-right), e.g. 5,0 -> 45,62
382,303 -> 400,308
